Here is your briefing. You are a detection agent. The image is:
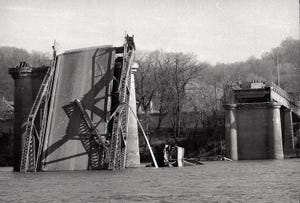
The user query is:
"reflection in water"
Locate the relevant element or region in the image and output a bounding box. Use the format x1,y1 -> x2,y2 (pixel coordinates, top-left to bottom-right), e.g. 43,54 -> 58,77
0,160 -> 299,202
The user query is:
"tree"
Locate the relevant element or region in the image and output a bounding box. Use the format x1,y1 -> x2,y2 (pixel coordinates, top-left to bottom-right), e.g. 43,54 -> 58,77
135,50 -> 166,136
135,51 -> 204,138
162,52 -> 203,138
135,50 -> 161,113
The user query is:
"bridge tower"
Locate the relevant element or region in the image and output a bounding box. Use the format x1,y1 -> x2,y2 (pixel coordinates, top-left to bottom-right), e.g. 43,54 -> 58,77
9,63 -> 49,171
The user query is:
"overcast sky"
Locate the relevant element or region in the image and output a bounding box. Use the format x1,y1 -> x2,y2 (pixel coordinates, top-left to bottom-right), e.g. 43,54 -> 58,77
0,0 -> 298,64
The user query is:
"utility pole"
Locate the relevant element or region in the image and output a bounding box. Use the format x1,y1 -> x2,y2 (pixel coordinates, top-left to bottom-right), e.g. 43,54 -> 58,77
276,54 -> 280,87
266,52 -> 280,87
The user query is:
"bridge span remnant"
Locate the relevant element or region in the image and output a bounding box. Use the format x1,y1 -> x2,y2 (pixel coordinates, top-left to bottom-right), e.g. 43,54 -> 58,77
10,36 -> 144,172
224,82 -> 300,160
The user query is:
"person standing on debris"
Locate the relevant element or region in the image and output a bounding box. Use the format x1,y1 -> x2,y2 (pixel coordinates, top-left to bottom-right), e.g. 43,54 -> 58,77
163,144 -> 170,166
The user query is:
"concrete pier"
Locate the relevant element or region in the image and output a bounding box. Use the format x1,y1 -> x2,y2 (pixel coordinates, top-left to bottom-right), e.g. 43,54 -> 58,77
282,109 -> 295,157
224,104 -> 238,160
235,103 -> 270,160
224,82 -> 299,160
9,63 -> 48,171
224,102 -> 285,160
268,103 -> 284,159
125,66 -> 140,167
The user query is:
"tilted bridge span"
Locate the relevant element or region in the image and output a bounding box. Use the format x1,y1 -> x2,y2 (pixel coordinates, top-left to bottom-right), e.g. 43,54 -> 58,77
9,36 -> 153,172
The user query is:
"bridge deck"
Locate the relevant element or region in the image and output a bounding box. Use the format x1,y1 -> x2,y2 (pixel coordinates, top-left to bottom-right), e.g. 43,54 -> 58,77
270,86 -> 300,116
234,83 -> 300,116
42,46 -> 115,171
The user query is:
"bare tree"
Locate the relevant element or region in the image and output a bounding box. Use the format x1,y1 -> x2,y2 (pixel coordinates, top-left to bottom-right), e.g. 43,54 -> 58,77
135,50 -> 165,135
161,52 -> 202,138
135,51 -> 203,139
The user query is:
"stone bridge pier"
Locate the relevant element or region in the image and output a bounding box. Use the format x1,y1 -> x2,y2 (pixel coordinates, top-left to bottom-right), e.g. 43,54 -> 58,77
9,63 -> 48,171
224,82 -> 299,160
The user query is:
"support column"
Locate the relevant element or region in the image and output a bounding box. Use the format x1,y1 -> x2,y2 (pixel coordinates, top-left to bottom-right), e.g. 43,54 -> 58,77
282,109 -> 295,157
224,104 -> 238,160
268,103 -> 284,159
125,65 -> 140,167
295,128 -> 300,157
9,63 -> 48,171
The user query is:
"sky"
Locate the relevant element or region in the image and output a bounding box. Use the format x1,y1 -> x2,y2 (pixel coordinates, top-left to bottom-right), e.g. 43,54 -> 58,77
0,0 -> 299,64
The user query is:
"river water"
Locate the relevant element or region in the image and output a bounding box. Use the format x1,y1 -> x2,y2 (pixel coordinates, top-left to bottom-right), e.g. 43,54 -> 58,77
0,159 -> 299,202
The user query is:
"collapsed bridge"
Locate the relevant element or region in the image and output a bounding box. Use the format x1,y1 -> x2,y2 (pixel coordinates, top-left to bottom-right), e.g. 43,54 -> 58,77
10,36 -> 153,172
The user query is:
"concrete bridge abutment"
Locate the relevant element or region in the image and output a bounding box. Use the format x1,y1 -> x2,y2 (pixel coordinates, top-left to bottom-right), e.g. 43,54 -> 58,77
224,102 -> 287,160
223,82 -> 299,160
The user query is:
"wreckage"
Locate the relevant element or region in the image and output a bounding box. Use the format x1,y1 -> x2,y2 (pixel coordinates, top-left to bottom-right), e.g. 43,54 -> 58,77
11,35 -> 157,172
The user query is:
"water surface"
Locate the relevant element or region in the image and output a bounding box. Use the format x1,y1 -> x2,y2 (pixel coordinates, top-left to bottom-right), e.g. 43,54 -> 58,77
0,160 -> 299,202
